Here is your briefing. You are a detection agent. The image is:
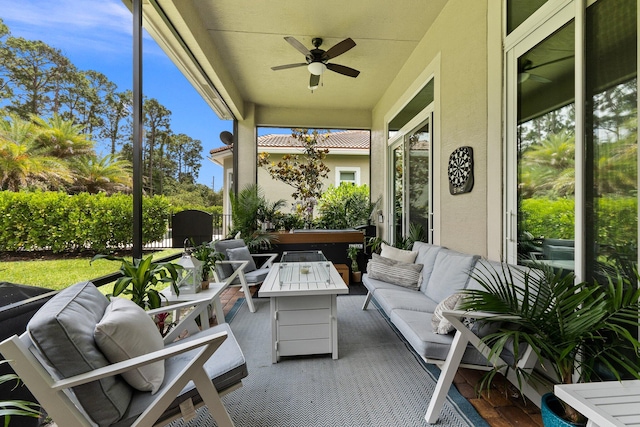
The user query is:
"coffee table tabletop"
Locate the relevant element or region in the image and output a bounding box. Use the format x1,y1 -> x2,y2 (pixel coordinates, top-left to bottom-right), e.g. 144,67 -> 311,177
259,263 -> 349,297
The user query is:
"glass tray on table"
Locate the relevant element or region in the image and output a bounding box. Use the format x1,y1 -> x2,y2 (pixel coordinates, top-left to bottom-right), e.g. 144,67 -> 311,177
279,251 -> 331,285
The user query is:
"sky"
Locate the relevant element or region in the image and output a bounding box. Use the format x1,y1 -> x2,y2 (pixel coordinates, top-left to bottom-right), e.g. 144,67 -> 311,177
0,0 -> 239,190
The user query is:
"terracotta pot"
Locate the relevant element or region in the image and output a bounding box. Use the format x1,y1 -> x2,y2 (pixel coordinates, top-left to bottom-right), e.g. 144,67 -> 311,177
351,271 -> 362,283
201,280 -> 210,290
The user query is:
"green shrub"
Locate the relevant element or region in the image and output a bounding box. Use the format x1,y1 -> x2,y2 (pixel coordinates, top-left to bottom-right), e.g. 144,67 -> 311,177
0,191 -> 171,252
520,196 -> 637,247
316,183 -> 372,229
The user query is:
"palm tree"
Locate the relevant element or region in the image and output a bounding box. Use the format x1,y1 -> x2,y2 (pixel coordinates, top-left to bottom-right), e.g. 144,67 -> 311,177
520,131 -> 575,198
69,154 -> 132,194
0,114 -> 72,190
32,114 -> 94,158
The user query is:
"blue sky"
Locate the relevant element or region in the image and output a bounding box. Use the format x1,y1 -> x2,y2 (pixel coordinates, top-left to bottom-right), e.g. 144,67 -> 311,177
0,0 -> 239,189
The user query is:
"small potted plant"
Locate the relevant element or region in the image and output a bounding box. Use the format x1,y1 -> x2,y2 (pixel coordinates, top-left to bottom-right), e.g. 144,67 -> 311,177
191,241 -> 224,290
347,246 -> 362,283
91,253 -> 183,310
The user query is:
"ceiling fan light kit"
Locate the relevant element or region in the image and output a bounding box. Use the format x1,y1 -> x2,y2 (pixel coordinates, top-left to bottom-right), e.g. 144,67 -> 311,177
272,36 -> 360,91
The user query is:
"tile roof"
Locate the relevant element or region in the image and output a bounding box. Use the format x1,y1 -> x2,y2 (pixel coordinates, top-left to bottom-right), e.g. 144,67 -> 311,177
209,130 -> 369,155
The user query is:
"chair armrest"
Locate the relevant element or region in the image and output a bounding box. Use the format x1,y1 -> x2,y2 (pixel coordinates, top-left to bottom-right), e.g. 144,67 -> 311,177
51,331 -> 228,391
214,260 -> 249,285
251,253 -> 277,268
442,309 -> 521,322
148,297 -> 216,316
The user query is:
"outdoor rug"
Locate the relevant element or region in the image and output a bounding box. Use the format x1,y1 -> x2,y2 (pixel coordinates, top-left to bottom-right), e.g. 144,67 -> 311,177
167,295 -> 488,427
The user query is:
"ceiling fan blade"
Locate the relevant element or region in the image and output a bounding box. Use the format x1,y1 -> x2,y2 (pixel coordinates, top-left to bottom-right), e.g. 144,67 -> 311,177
309,73 -> 320,88
323,38 -> 356,60
271,63 -> 307,71
528,55 -> 574,71
528,73 -> 552,83
284,36 -> 311,56
326,63 -> 360,78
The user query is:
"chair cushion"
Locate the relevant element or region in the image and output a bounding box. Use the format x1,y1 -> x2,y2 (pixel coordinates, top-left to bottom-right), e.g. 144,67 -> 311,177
27,282 -> 132,426
231,267 -> 270,285
226,246 -> 257,273
113,323 -> 248,427
214,239 -> 248,278
95,298 -> 165,393
367,253 -> 423,290
380,243 -> 418,263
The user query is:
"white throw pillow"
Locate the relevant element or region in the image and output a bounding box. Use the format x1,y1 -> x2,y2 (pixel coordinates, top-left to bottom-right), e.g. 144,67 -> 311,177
380,243 -> 418,264
94,298 -> 165,393
431,293 -> 464,334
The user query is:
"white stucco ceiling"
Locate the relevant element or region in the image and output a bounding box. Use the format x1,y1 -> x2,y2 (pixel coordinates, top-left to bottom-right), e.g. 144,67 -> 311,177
139,0 -> 449,123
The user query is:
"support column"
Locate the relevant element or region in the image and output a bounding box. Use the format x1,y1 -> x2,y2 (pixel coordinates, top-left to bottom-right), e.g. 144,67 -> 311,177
235,102 -> 257,192
132,0 -> 143,259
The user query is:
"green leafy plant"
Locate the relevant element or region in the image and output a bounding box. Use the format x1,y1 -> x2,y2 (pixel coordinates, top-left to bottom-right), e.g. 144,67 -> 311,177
91,254 -> 182,310
366,222 -> 426,253
190,240 -> 224,281
0,360 -> 41,426
347,246 -> 361,272
229,184 -> 283,250
461,262 -> 640,424
317,183 -> 372,229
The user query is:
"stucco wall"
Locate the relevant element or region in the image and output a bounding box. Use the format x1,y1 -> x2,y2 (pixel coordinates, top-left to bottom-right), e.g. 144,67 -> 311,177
257,153 -> 371,213
371,0 -> 491,256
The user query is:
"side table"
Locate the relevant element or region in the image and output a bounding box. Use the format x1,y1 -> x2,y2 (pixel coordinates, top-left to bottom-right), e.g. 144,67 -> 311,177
160,282 -> 228,327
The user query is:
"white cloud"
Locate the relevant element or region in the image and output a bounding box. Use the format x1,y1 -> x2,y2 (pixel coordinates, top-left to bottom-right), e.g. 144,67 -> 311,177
0,0 -> 159,57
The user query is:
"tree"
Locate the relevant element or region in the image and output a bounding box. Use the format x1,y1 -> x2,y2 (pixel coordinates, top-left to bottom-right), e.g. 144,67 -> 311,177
258,128 -> 330,224
143,98 -> 171,195
0,114 -> 72,191
101,90 -> 132,155
69,154 -> 132,194
0,36 -> 73,118
32,114 -> 94,158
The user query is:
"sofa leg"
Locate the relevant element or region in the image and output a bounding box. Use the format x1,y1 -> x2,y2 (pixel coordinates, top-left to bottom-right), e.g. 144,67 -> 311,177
362,292 -> 372,310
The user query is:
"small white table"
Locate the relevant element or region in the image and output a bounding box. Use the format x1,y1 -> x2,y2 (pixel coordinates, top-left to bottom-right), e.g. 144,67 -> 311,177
259,262 -> 348,363
554,380 -> 640,426
160,282 -> 228,326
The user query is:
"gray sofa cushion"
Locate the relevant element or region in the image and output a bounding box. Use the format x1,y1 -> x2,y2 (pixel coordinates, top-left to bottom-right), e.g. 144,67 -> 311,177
389,309 -> 499,366
114,323 -> 248,427
373,288 -> 438,316
362,273 -> 405,295
424,249 -> 479,302
411,241 -> 445,293
27,282 -> 132,427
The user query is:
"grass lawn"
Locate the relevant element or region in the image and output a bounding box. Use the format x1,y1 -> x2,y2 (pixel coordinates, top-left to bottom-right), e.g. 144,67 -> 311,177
0,249 -> 182,293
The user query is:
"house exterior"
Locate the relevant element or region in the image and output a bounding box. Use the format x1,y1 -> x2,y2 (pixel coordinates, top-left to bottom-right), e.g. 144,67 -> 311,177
128,0 -> 637,289
209,130 -> 370,216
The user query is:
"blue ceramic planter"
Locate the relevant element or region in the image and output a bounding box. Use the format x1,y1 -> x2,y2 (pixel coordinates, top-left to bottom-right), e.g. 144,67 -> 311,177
541,393 -> 584,427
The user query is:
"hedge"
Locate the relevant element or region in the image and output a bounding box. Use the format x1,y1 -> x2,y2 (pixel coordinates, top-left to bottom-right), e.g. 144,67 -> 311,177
520,196 -> 637,247
0,191 -> 171,252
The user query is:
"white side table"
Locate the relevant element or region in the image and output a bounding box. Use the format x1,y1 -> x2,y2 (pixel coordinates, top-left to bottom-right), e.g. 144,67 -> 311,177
160,282 -> 228,327
555,380 -> 640,426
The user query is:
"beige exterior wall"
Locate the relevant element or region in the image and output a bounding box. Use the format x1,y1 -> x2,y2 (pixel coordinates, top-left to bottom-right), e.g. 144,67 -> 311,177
257,153 -> 370,213
371,0 -> 496,257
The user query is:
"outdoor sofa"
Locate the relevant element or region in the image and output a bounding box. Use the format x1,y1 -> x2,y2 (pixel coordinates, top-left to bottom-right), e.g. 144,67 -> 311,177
362,241 -> 544,423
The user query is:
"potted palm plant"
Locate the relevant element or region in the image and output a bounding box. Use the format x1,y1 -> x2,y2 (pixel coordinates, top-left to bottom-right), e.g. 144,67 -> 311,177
347,246 -> 362,283
460,262 -> 640,425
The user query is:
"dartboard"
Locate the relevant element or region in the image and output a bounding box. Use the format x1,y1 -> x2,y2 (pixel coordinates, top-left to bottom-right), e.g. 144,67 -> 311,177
448,146 -> 474,195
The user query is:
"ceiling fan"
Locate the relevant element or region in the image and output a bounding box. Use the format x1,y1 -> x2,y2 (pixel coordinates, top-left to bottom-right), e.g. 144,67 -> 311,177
271,36 -> 360,90
518,55 -> 573,84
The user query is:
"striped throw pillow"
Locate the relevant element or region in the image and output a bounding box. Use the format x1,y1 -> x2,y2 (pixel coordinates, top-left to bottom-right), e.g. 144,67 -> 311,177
367,253 -> 423,290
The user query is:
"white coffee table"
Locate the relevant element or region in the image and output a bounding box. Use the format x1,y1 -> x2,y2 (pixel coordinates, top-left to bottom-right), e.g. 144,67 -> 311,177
259,262 -> 348,363
160,282 -> 228,326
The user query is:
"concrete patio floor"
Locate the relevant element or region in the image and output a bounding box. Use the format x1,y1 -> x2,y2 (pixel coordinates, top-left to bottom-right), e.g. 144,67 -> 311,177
217,284 -> 543,427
